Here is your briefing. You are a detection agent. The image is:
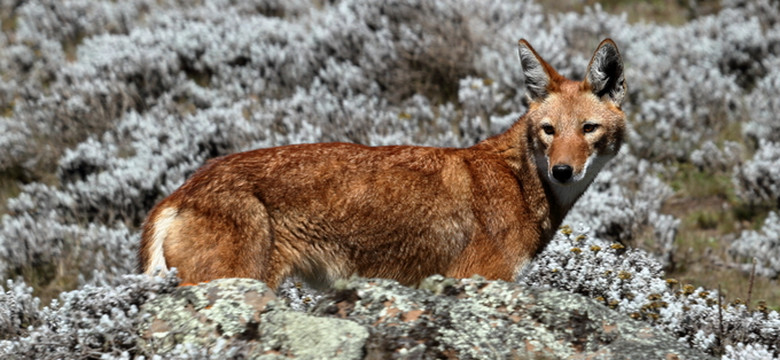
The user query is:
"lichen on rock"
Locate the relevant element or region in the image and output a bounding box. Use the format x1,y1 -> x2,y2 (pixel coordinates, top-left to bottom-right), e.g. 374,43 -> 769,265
137,278 -> 368,358
313,275 -> 713,359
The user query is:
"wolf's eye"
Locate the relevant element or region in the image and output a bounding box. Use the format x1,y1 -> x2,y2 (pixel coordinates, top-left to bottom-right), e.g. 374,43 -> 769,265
542,124 -> 555,135
583,123 -> 599,133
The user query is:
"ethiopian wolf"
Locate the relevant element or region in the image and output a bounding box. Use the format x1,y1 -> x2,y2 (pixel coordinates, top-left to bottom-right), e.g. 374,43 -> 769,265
139,39 -> 627,289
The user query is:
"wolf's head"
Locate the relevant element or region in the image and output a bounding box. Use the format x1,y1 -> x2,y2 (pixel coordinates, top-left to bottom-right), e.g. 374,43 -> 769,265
518,39 -> 627,207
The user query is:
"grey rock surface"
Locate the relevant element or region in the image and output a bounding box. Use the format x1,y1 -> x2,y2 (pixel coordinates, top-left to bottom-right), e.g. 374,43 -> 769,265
316,275 -> 711,359
137,276 -> 711,359
138,278 -> 368,358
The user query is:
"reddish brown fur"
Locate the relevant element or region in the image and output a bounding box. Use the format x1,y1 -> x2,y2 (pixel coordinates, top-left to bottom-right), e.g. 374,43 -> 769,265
139,39 -> 627,289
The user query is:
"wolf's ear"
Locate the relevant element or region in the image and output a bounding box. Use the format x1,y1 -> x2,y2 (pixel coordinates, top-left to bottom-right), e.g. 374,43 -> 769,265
585,39 -> 626,105
518,39 -> 556,102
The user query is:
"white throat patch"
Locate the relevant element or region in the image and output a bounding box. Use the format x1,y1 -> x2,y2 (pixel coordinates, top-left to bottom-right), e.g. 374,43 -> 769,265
534,151 -> 613,209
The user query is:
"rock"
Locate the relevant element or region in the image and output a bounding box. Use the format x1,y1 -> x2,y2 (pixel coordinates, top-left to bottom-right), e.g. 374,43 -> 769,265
314,275 -> 712,359
137,278 -> 368,358
137,276 -> 711,359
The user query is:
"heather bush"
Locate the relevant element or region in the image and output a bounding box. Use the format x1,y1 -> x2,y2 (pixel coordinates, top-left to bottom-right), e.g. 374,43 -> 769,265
0,119 -> 31,174
521,227 -> 780,357
733,141 -> 780,207
730,212 -> 780,279
566,152 -> 679,268
0,273 -> 178,359
0,279 -> 41,340
691,140 -> 745,173
603,0 -> 780,161
15,0 -> 150,43
742,56 -> 780,143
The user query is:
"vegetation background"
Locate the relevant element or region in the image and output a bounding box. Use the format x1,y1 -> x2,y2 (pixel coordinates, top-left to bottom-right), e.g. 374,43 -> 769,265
0,0 -> 777,358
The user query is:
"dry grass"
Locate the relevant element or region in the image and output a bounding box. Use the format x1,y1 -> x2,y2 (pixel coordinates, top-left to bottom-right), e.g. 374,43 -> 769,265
663,164 -> 780,310
0,169 -> 22,216
17,259 -> 81,307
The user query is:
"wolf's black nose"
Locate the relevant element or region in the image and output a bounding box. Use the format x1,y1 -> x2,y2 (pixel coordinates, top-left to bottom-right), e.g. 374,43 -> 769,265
552,164 -> 573,183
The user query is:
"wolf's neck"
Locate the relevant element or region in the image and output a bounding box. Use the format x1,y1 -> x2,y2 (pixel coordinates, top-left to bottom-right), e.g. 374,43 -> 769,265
472,119 -> 529,178
473,118 -> 555,230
